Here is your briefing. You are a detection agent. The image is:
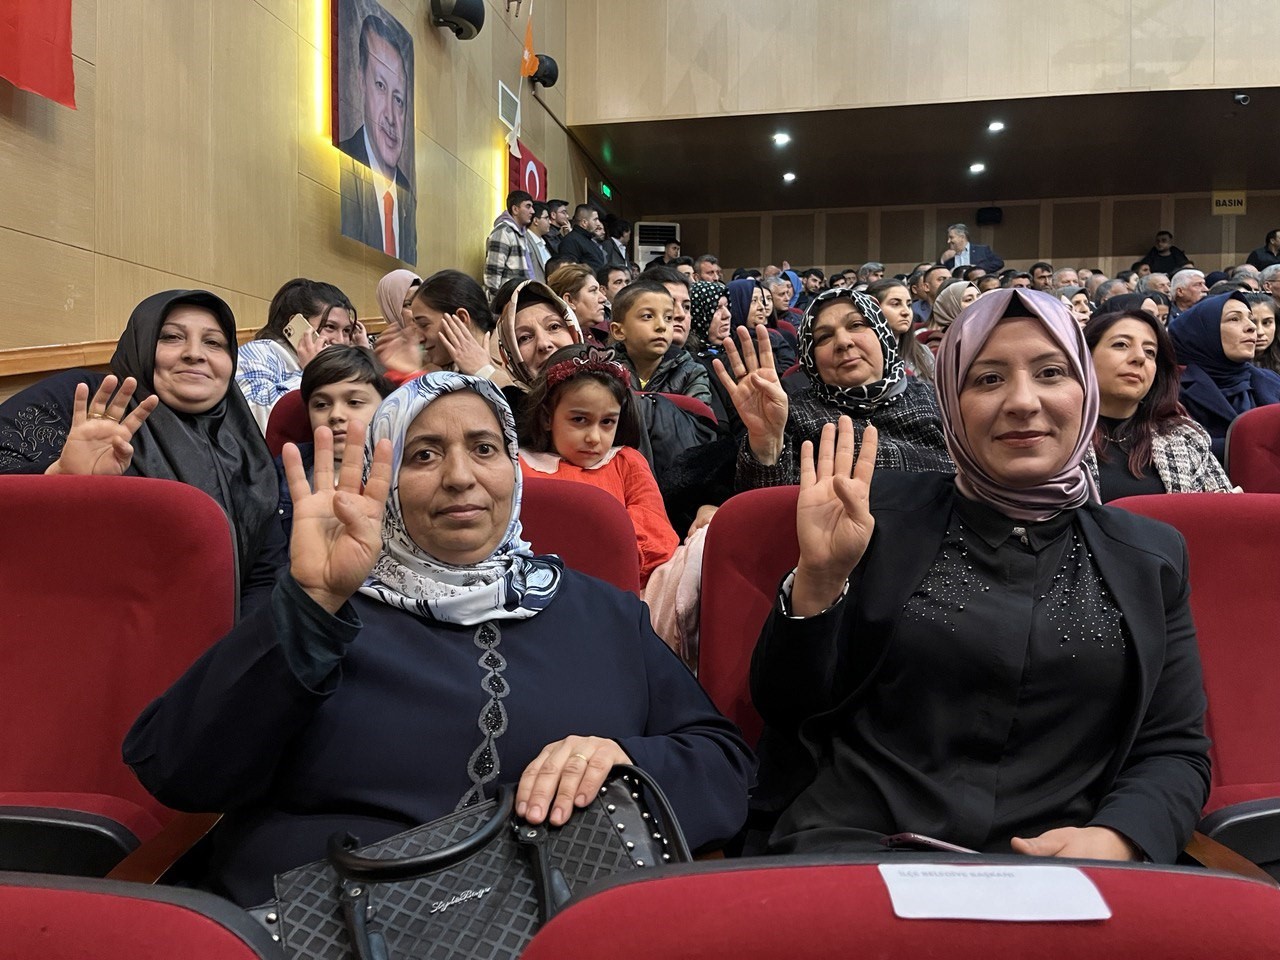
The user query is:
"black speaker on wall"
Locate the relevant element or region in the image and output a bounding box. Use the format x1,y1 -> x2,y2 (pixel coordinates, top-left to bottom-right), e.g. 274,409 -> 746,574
975,206 -> 1003,226
430,0 -> 485,40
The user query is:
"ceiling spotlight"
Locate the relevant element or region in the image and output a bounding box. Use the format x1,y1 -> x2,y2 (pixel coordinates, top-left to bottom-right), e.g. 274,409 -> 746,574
783,172 -> 796,182
773,132 -> 792,146
969,163 -> 986,174
988,121 -> 1005,132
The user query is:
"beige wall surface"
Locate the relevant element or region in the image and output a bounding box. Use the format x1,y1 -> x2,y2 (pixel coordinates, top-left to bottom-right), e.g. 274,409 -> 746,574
0,0 -> 586,354
569,0 -> 1278,124
652,190 -> 1280,278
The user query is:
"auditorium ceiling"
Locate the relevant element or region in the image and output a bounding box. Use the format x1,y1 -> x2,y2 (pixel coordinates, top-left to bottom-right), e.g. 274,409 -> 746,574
571,89 -> 1277,216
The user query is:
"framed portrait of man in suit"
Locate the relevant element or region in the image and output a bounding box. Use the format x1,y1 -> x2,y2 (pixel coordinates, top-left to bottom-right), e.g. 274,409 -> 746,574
334,0 -> 417,264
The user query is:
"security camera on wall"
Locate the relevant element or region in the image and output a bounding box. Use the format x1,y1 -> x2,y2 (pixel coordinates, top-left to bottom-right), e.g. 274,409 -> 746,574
430,0 -> 484,40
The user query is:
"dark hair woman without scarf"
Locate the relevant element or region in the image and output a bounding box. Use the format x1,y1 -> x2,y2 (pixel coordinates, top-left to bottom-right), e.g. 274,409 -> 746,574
715,288 -> 952,491
1083,308 -> 1233,500
0,290 -> 284,602
752,287 -> 1210,866
124,372 -> 753,907
1167,291 -> 1280,462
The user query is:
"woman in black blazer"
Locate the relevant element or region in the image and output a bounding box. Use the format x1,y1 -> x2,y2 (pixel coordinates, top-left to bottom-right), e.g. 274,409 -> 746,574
751,287 -> 1210,865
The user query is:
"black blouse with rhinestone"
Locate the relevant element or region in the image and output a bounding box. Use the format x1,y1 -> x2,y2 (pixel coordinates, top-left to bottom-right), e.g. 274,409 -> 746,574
788,495 -> 1136,852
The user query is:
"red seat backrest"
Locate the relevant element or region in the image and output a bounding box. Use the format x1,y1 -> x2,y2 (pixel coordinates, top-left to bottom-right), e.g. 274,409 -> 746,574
781,362 -> 800,378
265,389 -> 312,458
641,391 -> 718,426
1224,404 -> 1280,492
0,476 -> 237,827
1112,494 -> 1280,803
521,860 -> 1280,959
699,486 -> 800,746
0,872 -> 279,959
520,475 -> 641,594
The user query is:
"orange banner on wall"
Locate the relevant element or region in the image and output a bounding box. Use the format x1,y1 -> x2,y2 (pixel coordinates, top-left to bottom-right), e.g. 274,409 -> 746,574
0,0 -> 76,108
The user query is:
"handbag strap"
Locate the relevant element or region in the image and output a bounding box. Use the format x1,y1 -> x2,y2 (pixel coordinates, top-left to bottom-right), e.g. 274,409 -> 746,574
327,786 -> 515,882
610,764 -> 693,863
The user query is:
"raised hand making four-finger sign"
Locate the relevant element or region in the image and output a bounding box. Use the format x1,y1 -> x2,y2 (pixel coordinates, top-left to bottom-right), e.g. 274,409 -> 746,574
712,324 -> 789,464
46,376 -> 160,477
791,418 -> 878,617
283,418 -> 394,614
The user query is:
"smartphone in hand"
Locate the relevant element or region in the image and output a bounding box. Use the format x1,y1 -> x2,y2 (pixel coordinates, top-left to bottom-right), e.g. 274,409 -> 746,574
880,833 -> 979,855
283,313 -> 310,351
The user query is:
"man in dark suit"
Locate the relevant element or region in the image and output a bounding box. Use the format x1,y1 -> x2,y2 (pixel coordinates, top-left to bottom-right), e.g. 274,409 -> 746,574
938,222 -> 1003,274
338,14 -> 416,263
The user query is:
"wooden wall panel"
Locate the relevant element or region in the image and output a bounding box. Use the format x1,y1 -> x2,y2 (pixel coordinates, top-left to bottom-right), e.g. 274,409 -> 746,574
96,0 -> 215,280
1132,0 -> 1215,89
569,0 -> 1263,125
1112,198 -> 1164,261
211,0 -> 300,299
72,0 -> 97,63
825,212 -> 870,267
881,210 -> 926,265
0,59 -> 95,249
254,0 -> 298,30
994,204 -> 1041,261
677,218 -> 710,262
1173,196 -> 1222,257
770,215 -> 815,267
718,215 -> 763,271
1051,201 -> 1102,261
0,229 -> 94,350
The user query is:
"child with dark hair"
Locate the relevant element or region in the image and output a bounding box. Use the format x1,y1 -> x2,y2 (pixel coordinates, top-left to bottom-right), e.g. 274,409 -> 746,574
276,346 -> 393,538
518,344 -> 676,588
610,279 -> 714,405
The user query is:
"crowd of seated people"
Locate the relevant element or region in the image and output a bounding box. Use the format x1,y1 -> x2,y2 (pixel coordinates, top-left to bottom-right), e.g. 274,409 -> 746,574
9,214 -> 1280,924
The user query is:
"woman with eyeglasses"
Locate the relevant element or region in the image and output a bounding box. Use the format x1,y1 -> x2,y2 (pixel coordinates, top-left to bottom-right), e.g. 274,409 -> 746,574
715,288 -> 952,491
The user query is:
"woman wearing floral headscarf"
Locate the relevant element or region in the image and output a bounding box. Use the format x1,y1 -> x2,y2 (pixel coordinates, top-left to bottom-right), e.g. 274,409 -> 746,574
716,288 -> 951,490
752,288 -> 1210,866
124,372 -> 752,907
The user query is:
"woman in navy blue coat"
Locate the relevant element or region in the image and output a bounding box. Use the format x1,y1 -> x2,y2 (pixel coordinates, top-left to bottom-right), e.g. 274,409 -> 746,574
124,373 -> 753,907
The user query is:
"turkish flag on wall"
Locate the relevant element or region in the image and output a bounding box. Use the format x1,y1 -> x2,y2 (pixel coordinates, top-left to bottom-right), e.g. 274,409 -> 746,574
508,141 -> 547,201
0,0 -> 76,108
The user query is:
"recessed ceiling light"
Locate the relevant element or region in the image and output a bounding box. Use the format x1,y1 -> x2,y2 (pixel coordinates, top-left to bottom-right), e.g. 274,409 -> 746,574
969,163 -> 986,174
988,121 -> 1005,132
783,172 -> 796,182
773,132 -> 791,146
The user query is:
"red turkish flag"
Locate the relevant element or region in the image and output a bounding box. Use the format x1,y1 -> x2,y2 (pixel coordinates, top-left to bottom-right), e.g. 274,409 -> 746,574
0,0 -> 76,108
508,141 -> 547,201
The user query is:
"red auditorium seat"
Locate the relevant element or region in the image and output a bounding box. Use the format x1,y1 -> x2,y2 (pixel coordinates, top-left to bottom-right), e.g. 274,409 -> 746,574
0,476 -> 236,875
1113,493 -> 1280,873
0,871 -> 279,959
520,475 -> 642,594
265,389 -> 312,457
1223,404 -> 1280,492
639,391 -> 718,426
699,485 -> 799,745
521,858 -> 1280,959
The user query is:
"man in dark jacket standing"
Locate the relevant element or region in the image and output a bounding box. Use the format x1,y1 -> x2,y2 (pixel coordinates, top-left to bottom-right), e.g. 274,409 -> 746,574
557,204 -> 607,268
1246,230 -> 1280,271
1139,230 -> 1191,275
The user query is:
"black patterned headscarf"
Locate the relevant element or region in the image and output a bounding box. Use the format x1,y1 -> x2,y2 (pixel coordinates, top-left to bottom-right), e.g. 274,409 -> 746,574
689,280 -> 727,346
798,288 -> 907,414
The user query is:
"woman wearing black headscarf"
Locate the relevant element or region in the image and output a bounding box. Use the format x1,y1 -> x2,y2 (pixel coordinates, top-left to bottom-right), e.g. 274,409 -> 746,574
726,278 -> 796,378
716,288 -> 952,491
0,290 -> 283,592
1167,291 -> 1280,461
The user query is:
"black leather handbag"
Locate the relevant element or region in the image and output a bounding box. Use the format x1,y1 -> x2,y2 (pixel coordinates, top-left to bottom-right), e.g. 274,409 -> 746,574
249,765 -> 690,960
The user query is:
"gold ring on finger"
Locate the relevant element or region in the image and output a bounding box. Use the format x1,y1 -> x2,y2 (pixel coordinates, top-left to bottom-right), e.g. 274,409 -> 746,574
102,414 -> 119,422
571,752 -> 590,763
89,412 -> 106,419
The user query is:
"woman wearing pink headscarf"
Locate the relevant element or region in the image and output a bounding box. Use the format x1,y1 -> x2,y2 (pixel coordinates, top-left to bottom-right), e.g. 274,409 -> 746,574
751,287 -> 1210,867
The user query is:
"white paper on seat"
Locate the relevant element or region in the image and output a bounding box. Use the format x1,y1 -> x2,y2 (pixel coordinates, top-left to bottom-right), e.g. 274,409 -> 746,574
877,864 -> 1112,922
